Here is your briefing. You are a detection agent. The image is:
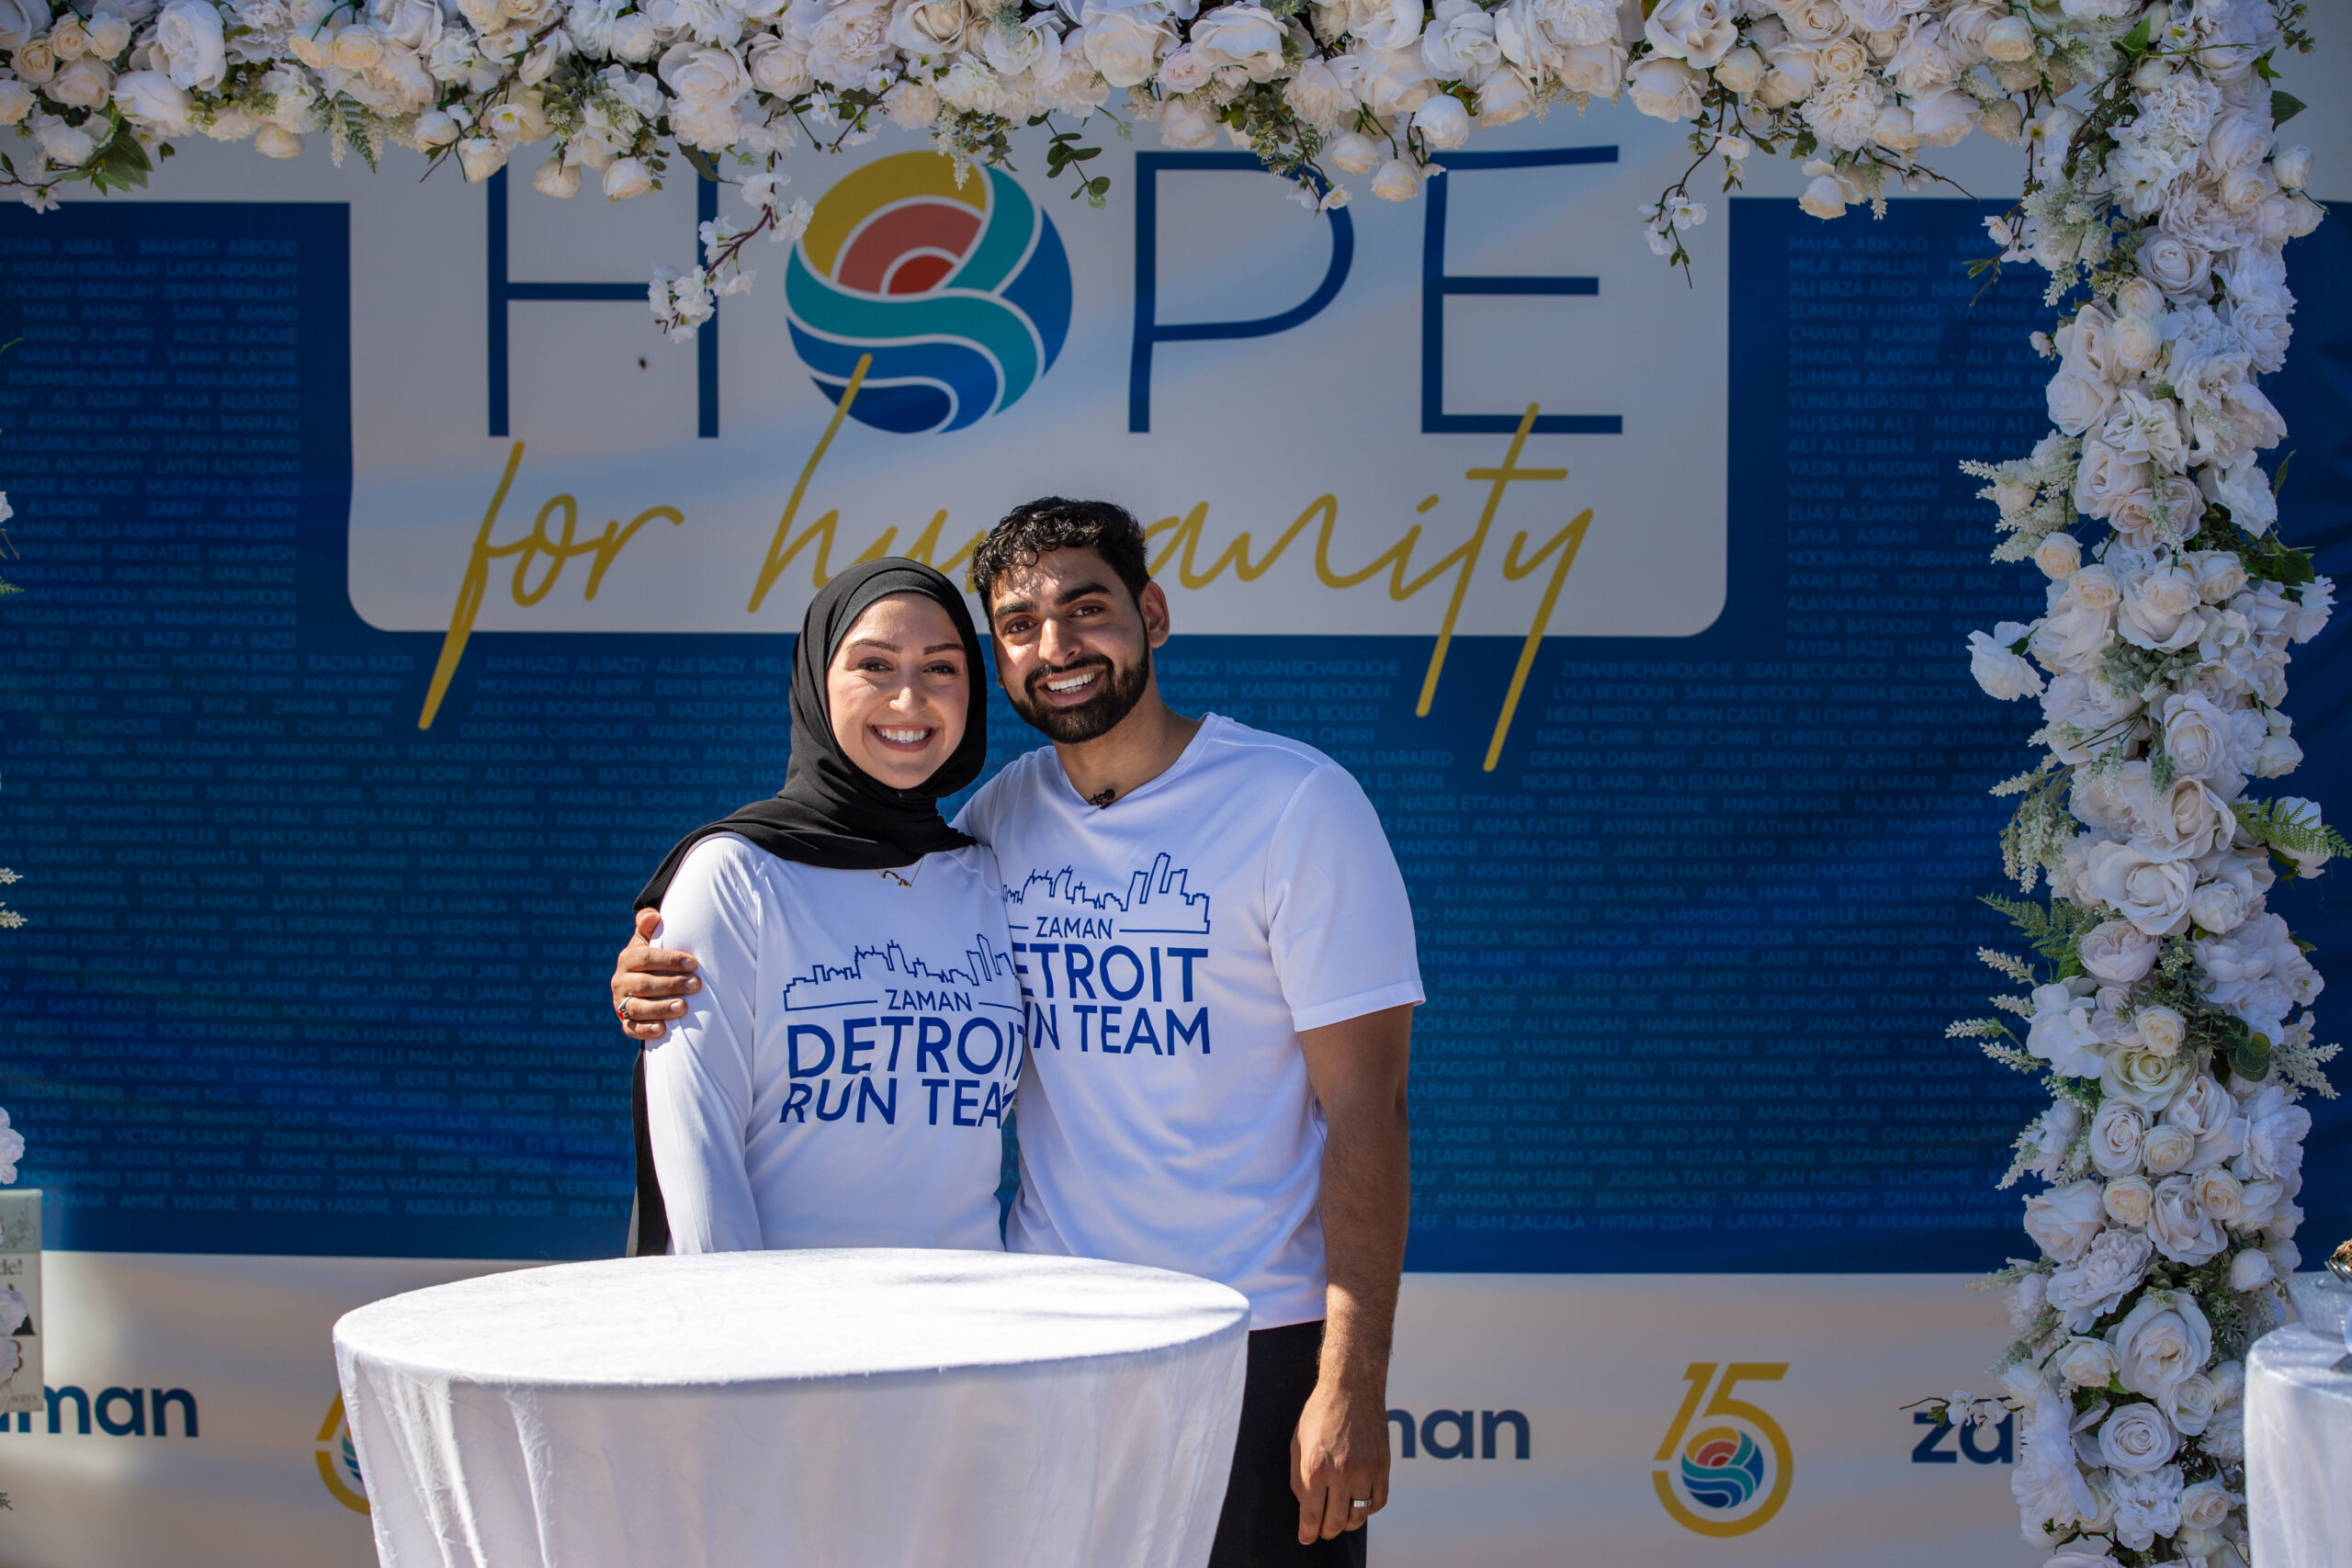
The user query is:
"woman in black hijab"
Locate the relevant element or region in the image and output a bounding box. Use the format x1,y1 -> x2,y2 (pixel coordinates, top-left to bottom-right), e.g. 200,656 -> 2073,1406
624,559 -> 1022,1257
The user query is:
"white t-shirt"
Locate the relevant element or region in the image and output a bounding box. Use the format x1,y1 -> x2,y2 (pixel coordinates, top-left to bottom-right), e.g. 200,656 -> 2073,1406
644,835 -> 1022,1254
956,714 -> 1423,1327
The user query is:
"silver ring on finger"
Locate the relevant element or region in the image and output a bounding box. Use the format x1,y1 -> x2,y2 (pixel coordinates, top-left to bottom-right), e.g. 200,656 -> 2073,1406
1351,1501 -> 1372,1510
615,998 -> 632,1027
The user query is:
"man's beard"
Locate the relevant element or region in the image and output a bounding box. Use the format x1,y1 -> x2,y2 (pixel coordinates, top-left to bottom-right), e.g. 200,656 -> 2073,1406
1011,648 -> 1152,744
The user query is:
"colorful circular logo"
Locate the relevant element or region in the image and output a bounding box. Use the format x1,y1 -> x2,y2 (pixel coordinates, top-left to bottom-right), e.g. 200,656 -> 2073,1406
1678,1426 -> 1764,1510
1651,1362 -> 1792,1539
786,152 -> 1072,435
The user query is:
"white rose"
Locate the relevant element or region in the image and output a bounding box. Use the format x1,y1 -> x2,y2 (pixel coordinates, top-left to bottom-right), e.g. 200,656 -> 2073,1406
1412,91 -> 1469,150
1191,1 -> 1284,75
2071,440 -> 2146,521
2108,1292 -> 2212,1401
1982,13 -> 2030,61
1417,0 -> 1496,78
888,0 -> 976,53
533,154 -> 581,197
1550,38 -> 1623,94
254,122 -> 303,157
1473,63 -> 1532,127
1798,174 -> 1849,220
1154,95 -> 1218,148
1642,0 -> 1732,69
882,76 -> 939,125
1370,156 -> 1423,201
1279,57 -> 1353,130
153,0 -> 228,88
2273,144 -> 2312,192
1909,85 -> 1975,147
1337,0 -> 1421,51
2178,1477 -> 2232,1530
2035,533 -> 2081,581
2140,231 -> 2211,299
1325,129 -> 1380,175
1967,626 -> 2043,701
2165,1077 -> 2244,1166
2188,875 -> 2249,934
2153,692 -> 2233,785
0,77 -> 29,123
748,35 -> 811,94
1624,54 -> 1700,120
602,154 -> 654,198
2078,919 -> 2157,986
2098,1403 -> 2178,1472
1356,44 -> 1432,114
2052,1337 -> 2118,1388
0,0 -> 47,51
2088,1099 -> 2145,1178
111,68 -> 190,130
2105,1045 -> 2196,1115
2024,1179 -> 2105,1263
2103,1175 -> 2154,1228
44,54 -> 111,107
2182,1166 -> 2239,1222
2046,363 -> 2120,439
1710,43 -> 1761,93
2086,841 -> 2195,938
456,136 -> 510,180
1079,0 -> 1172,88
661,40 -> 751,104
2228,1247 -> 2274,1289
2147,1174 -> 2227,1264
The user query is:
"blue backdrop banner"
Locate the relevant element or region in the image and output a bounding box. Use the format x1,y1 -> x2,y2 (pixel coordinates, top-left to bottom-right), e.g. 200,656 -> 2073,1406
0,192 -> 2345,1274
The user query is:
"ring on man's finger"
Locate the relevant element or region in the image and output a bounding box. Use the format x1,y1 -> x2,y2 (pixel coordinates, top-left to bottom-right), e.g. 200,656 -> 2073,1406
614,998 -> 632,1026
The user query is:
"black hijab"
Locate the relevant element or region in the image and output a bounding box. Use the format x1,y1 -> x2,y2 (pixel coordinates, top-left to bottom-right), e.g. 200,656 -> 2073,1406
633,558 -> 989,906
626,558 -> 989,1257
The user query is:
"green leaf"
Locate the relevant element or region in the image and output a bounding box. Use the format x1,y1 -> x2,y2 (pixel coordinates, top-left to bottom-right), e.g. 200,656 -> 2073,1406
86,127 -> 153,194
2117,14 -> 2152,54
679,144 -> 722,184
2254,49 -> 2279,82
2274,90 -> 2307,126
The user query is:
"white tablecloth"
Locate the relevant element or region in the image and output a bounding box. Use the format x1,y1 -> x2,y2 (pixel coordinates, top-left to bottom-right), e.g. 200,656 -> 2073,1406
2247,1323 -> 2352,1568
334,1249 -> 1250,1568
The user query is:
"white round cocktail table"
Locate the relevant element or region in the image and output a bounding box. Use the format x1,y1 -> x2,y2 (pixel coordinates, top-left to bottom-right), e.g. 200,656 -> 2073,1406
334,1249 -> 1250,1568
2246,1321 -> 2352,1568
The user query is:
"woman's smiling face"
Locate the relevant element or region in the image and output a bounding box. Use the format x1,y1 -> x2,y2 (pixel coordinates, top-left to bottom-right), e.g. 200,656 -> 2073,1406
826,592 -> 970,791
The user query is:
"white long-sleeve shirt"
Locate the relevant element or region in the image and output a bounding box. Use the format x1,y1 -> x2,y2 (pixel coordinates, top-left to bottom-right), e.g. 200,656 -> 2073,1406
643,834 -> 1023,1253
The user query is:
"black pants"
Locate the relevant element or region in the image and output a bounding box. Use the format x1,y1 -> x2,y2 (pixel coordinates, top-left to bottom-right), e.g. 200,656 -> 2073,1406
1207,1320 -> 1369,1568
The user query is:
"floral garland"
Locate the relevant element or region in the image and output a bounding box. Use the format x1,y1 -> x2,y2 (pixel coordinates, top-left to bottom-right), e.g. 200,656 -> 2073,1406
0,0 -> 2297,328
1934,4 -> 2342,1563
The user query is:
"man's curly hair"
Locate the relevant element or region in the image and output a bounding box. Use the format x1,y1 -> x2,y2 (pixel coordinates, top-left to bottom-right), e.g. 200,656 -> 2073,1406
967,497 -> 1152,611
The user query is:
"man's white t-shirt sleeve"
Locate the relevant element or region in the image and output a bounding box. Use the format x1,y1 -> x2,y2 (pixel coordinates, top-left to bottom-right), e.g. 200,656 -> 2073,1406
641,836 -> 768,1253
1264,763 -> 1424,1032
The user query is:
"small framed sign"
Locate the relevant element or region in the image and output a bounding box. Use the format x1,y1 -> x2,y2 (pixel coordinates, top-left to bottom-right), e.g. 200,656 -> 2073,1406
0,1190 -> 39,1417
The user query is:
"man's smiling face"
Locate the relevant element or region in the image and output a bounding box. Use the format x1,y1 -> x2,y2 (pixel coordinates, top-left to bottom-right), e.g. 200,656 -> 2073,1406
984,546 -> 1165,744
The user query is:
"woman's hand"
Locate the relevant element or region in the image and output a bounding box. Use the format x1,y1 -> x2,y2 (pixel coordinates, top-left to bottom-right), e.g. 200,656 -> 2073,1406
612,908 -> 702,1043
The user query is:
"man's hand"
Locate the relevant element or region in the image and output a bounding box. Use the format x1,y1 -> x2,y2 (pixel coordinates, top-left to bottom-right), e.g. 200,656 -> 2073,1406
1293,1002 -> 1413,1541
611,908 -> 700,1043
1292,1366 -> 1389,1542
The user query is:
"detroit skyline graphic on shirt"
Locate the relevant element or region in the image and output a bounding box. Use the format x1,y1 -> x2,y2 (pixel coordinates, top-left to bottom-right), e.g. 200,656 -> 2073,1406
779,933 -> 1023,1014
1001,853 -> 1214,939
